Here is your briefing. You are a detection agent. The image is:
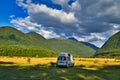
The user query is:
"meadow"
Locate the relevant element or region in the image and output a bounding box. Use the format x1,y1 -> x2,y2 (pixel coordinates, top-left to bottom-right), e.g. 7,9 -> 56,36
0,57 -> 120,80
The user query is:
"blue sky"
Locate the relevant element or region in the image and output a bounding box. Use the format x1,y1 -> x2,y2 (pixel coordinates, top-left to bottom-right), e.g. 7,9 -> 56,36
0,0 -> 27,26
0,0 -> 120,47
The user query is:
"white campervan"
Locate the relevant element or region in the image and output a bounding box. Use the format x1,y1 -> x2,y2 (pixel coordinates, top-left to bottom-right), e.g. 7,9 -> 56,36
56,52 -> 74,68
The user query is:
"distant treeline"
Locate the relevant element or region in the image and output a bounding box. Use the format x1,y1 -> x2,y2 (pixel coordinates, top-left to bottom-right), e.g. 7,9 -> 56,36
0,46 -> 58,57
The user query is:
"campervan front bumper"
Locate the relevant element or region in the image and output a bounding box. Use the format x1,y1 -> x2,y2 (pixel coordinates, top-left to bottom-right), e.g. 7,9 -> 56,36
56,62 -> 67,67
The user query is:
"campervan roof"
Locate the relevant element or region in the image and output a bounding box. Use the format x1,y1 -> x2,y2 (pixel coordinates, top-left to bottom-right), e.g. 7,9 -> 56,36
59,52 -> 69,56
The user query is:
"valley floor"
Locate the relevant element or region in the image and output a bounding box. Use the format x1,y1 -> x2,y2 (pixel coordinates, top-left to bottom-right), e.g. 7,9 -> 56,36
0,57 -> 120,80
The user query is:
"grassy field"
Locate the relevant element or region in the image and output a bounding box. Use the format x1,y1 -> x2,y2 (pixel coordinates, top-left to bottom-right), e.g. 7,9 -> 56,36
0,57 -> 120,80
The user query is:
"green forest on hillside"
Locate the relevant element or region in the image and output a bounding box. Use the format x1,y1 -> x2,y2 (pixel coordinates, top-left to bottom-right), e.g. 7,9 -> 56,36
0,46 -> 57,57
0,26 -> 95,57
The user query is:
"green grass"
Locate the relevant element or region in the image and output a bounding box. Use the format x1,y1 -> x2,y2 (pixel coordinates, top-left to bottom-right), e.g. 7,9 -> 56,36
0,64 -> 120,80
95,48 -> 120,57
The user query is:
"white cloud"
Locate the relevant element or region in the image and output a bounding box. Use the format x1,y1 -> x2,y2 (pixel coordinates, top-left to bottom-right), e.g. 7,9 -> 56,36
96,2 -> 120,19
74,28 -> 119,47
11,0 -> 120,47
26,0 -> 32,4
70,1 -> 81,11
11,16 -> 41,30
11,16 -> 60,38
28,4 -> 78,23
16,0 -> 28,8
38,28 -> 60,39
52,0 -> 68,5
9,15 -> 15,19
75,32 -> 105,42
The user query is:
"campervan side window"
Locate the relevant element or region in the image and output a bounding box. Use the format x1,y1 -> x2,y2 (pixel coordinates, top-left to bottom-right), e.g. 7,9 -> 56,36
67,57 -> 70,61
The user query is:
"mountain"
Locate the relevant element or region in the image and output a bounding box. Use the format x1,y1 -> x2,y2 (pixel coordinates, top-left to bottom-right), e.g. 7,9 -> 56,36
0,26 -> 30,45
0,26 -> 96,57
0,26 -> 57,57
47,38 -> 95,57
81,42 -> 99,50
68,37 -> 99,50
26,32 -> 47,47
95,31 -> 120,57
26,32 -> 45,40
68,37 -> 78,42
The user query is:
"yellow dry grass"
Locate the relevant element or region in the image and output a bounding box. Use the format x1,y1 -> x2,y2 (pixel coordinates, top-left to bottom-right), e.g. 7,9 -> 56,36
0,56 -> 57,65
75,58 -> 120,67
0,56 -> 120,67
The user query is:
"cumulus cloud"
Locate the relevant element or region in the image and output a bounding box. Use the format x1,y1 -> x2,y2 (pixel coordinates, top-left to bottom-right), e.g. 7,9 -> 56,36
11,16 -> 60,38
11,0 -> 120,47
70,0 -> 81,11
11,16 -> 41,30
38,29 -> 60,39
52,0 -> 68,5
28,4 -> 78,23
52,0 -> 70,11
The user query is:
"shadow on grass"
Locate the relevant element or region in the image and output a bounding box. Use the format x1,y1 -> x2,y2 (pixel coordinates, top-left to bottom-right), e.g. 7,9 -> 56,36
0,61 -> 14,64
0,64 -> 120,80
